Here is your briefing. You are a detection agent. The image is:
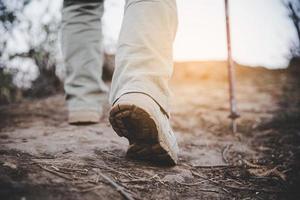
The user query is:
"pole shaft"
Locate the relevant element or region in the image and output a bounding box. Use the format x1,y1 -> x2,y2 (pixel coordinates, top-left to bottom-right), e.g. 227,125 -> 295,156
225,0 -> 239,130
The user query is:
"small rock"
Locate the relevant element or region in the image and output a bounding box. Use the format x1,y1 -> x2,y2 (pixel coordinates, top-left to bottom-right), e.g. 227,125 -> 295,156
3,161 -> 17,169
162,174 -> 184,183
173,168 -> 194,179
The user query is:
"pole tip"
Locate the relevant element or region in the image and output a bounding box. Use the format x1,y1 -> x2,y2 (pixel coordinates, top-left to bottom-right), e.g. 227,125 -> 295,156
231,119 -> 237,133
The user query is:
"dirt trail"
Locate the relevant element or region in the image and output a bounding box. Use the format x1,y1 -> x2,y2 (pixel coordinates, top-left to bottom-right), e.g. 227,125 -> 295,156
0,62 -> 299,200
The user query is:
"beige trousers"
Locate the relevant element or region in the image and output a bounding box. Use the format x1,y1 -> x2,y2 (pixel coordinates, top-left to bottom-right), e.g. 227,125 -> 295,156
62,0 -> 177,114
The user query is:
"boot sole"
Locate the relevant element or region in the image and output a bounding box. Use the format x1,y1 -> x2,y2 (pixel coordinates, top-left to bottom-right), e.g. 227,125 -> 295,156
109,104 -> 176,165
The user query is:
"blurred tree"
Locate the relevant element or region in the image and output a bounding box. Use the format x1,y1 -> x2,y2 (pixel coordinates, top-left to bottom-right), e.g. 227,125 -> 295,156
283,0 -> 300,74
0,0 -> 63,103
284,0 -> 300,58
288,1 -> 300,42
0,64 -> 20,104
0,0 -> 30,104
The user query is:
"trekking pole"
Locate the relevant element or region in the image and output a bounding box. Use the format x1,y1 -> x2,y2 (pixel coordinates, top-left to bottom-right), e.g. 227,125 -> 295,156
224,0 -> 240,133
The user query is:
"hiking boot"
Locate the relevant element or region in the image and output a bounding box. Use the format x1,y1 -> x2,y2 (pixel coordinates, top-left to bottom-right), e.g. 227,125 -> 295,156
109,93 -> 179,165
68,110 -> 101,125
68,93 -> 107,125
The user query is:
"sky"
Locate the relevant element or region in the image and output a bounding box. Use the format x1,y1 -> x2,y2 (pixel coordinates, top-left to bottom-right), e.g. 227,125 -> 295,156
176,0 -> 298,68
5,0 -> 299,70
102,0 -> 298,69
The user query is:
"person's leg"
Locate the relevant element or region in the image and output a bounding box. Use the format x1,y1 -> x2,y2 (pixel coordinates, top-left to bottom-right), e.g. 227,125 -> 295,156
61,0 -> 108,124
109,0 -> 179,165
109,0 -> 178,115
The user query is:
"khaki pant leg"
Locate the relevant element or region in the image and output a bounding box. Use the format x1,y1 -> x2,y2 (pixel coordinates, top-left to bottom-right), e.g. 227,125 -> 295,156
61,1 -> 108,113
109,0 -> 178,115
